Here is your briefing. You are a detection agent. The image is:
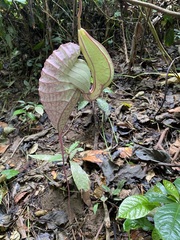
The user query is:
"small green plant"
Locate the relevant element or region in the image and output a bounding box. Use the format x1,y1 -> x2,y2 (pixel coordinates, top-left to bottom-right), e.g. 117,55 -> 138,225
117,178 -> 180,240
0,169 -> 19,203
13,100 -> 44,122
29,141 -> 89,193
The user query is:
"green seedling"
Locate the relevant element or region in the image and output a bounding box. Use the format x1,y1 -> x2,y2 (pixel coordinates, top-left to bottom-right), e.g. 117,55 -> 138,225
13,100 -> 44,122
117,178 -> 180,240
0,169 -> 19,204
29,141 -> 89,193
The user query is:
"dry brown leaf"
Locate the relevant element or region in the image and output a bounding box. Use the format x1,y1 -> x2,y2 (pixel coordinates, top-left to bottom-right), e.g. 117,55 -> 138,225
119,189 -> 131,200
0,144 -> 9,154
81,189 -> 91,206
118,147 -> 133,159
34,210 -> 48,217
93,185 -> 104,199
168,107 -> 180,113
81,150 -> 108,163
14,192 -> 28,203
169,138 -> 180,156
51,170 -> 57,179
0,121 -> 8,128
146,170 -> 155,182
16,216 -> 27,239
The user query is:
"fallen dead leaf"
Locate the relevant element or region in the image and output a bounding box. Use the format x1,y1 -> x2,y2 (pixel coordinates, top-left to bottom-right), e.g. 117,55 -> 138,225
10,230 -> 20,240
118,147 -> 133,159
119,189 -> 131,200
81,189 -> 91,206
51,170 -> 57,180
34,210 -> 48,217
93,175 -> 106,199
0,144 -> 9,154
16,216 -> 27,239
81,150 -> 109,163
28,142 -> 38,154
168,107 -> 180,113
0,122 -> 8,128
169,138 -> 180,156
14,192 -> 29,203
146,170 -> 155,182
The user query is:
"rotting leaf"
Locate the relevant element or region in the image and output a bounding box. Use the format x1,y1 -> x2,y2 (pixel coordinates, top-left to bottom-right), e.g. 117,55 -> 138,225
38,210 -> 68,230
118,147 -> 133,159
114,164 -> 146,184
135,148 -> 171,163
98,155 -> 118,185
16,216 -> 27,239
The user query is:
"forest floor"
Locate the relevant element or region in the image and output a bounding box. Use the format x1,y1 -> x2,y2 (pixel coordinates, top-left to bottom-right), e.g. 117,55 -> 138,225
0,43 -> 180,240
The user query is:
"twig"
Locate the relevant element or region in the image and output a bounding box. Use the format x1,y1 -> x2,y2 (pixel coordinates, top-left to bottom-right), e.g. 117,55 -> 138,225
121,21 -> 129,63
77,0 -> 82,29
126,0 -> 180,18
94,221 -> 104,240
172,147 -> 180,162
72,0 -> 78,40
102,201 -> 111,240
154,128 -> 169,150
156,162 -> 180,167
92,101 -> 99,150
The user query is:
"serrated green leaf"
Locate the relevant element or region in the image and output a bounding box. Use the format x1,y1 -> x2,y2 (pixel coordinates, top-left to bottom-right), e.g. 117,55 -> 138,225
117,195 -> 156,219
163,180 -> 179,201
29,154 -> 62,162
70,161 -> 90,191
96,98 -> 110,116
154,203 -> 180,240
174,178 -> 180,193
1,169 -> 19,179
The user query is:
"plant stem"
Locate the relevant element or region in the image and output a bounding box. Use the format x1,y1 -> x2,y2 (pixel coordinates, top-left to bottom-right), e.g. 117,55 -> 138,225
126,0 -> 180,18
59,134 -> 72,222
77,0 -> 82,29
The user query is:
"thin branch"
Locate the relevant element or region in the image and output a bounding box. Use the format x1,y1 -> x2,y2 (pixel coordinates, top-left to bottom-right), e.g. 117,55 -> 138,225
126,0 -> 180,18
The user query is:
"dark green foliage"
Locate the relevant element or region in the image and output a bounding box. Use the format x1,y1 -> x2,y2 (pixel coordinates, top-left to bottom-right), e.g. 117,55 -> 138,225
117,178 -> 180,240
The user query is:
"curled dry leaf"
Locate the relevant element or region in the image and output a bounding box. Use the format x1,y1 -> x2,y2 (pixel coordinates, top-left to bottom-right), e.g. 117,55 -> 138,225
168,107 -> 180,113
81,150 -> 109,163
118,147 -> 133,159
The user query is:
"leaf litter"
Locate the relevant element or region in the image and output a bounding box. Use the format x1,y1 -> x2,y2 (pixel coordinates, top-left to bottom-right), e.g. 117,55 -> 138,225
0,32 -> 180,240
